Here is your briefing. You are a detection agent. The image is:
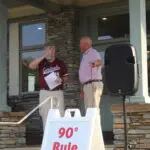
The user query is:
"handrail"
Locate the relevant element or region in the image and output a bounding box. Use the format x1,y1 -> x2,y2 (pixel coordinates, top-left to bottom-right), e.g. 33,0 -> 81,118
0,96 -> 53,125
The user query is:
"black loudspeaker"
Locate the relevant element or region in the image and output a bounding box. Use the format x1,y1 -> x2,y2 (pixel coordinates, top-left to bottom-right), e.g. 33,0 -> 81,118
104,44 -> 138,96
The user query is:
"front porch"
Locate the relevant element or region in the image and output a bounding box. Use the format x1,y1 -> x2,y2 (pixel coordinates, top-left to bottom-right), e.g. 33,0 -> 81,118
0,0 -> 150,149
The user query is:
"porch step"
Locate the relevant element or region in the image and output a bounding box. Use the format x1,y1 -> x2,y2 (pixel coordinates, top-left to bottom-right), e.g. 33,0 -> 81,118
1,145 -> 114,150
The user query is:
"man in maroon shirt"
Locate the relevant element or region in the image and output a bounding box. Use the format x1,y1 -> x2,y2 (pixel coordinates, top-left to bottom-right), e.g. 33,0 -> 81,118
29,42 -> 68,129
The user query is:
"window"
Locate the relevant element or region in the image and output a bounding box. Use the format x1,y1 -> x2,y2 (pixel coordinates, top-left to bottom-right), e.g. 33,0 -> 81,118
97,10 -> 150,41
20,22 -> 46,92
21,23 -> 45,47
98,14 -> 129,40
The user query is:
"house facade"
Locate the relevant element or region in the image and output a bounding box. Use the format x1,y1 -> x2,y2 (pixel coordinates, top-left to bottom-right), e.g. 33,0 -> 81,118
0,0 -> 149,145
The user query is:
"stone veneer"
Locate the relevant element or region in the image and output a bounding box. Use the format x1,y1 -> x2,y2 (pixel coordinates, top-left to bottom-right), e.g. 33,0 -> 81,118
9,7 -> 81,145
112,104 -> 150,150
47,7 -> 80,110
0,112 -> 26,149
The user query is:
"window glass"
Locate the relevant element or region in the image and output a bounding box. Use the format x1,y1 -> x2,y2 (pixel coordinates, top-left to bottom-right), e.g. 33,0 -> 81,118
20,22 -> 46,92
21,50 -> 44,92
98,14 -> 129,40
21,23 -> 46,47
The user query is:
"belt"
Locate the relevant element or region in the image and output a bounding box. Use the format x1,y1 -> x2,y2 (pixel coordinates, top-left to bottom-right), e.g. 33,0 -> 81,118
41,86 -> 62,91
83,80 -> 102,86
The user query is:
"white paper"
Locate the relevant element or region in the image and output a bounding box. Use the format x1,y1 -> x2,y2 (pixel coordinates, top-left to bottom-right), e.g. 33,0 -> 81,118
44,72 -> 61,90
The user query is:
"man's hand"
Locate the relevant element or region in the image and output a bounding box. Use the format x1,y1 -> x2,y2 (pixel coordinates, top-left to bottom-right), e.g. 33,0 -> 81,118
80,91 -> 84,99
62,75 -> 68,83
89,62 -> 95,68
44,51 -> 51,60
44,46 -> 55,60
55,76 -> 62,84
29,55 -> 46,70
89,59 -> 102,68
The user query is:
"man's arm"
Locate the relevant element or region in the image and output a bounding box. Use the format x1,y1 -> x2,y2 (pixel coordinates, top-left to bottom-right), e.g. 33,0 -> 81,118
90,50 -> 102,68
62,74 -> 68,83
61,61 -> 69,82
29,55 -> 46,70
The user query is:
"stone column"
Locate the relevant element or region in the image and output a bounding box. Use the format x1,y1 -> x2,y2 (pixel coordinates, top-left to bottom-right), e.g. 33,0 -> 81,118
129,0 -> 150,103
0,0 -> 11,111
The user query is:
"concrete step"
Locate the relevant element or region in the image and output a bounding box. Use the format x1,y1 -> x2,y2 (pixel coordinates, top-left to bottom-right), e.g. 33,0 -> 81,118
1,145 -> 114,150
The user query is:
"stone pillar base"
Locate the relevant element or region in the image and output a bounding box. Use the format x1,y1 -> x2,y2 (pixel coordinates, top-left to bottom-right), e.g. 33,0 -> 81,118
0,105 -> 11,112
0,112 -> 26,149
112,104 -> 150,150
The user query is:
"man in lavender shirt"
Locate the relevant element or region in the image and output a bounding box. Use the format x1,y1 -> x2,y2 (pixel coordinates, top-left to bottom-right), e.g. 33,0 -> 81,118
79,36 -> 103,110
79,36 -> 105,150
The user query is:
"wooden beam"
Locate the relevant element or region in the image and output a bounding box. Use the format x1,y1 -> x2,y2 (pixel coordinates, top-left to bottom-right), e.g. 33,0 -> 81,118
8,5 -> 45,19
15,0 -> 62,13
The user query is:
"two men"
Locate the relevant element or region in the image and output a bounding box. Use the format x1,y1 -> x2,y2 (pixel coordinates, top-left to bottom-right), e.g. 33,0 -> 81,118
29,37 -> 103,131
29,42 -> 68,129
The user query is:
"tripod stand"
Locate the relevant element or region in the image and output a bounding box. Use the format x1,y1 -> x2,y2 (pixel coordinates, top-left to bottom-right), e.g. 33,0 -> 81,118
122,95 -> 128,150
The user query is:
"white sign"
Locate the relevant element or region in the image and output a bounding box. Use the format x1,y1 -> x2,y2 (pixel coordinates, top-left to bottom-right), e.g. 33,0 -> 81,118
41,108 -> 105,150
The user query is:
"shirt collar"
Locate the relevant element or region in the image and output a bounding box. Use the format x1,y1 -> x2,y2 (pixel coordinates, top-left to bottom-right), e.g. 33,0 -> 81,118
83,47 -> 92,55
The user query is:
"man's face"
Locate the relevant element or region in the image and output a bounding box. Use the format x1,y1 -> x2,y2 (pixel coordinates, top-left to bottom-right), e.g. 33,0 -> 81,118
44,46 -> 56,59
80,39 -> 88,53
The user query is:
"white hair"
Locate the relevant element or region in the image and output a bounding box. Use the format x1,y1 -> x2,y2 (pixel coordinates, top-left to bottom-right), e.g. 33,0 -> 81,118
80,36 -> 92,47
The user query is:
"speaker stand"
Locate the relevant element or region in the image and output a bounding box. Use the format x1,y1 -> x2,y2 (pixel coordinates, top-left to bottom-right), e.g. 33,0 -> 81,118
122,95 -> 128,150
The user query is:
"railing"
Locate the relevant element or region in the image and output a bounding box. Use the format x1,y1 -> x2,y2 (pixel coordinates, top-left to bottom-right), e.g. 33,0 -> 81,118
0,96 -> 54,125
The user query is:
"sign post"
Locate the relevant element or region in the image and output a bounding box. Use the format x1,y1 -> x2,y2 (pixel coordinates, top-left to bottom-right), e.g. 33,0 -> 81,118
41,108 -> 105,150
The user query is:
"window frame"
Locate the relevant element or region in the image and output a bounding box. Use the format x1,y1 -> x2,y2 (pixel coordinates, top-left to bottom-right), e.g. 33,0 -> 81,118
19,21 -> 46,94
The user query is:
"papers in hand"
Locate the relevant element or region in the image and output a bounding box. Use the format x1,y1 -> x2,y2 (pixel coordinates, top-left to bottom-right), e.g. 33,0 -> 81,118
44,72 -> 61,90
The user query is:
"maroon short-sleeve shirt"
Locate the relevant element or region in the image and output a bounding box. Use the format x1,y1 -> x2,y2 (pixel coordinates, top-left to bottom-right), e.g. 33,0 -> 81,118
38,58 -> 68,90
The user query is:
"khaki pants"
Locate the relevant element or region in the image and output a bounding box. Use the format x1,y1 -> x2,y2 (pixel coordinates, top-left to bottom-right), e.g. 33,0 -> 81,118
83,81 -> 103,109
39,90 -> 64,130
83,82 -> 105,150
